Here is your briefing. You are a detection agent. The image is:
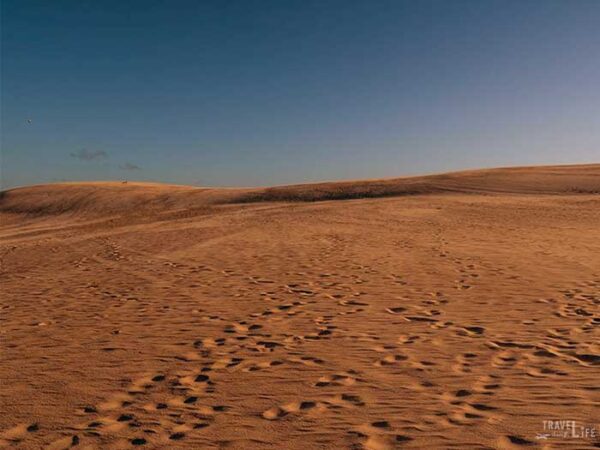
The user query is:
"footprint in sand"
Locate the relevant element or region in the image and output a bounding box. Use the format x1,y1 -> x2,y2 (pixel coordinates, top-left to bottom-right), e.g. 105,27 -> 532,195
496,434 -> 535,448
375,354 -> 409,367
457,325 -> 486,336
385,306 -> 407,314
288,355 -> 325,366
262,391 -> 367,421
452,352 -> 478,373
243,359 -> 285,372
262,400 -> 322,420
352,421 -> 414,449
0,424 -> 37,446
314,372 -> 362,387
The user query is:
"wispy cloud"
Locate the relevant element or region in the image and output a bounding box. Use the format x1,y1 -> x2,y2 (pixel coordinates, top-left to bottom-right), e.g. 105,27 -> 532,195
120,162 -> 141,170
70,149 -> 108,161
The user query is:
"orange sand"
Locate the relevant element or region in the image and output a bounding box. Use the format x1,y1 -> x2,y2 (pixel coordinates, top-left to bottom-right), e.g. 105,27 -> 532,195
1,164 -> 599,449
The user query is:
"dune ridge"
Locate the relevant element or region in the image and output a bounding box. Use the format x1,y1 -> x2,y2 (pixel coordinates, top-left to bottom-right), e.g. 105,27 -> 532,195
1,164 -> 599,217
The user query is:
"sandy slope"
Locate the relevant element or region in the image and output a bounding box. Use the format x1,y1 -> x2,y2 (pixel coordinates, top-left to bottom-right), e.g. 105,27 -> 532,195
1,164 -> 599,449
1,164 -> 599,217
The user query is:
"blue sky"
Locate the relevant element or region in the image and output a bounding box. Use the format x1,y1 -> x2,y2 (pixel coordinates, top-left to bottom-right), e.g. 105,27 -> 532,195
2,0 -> 599,188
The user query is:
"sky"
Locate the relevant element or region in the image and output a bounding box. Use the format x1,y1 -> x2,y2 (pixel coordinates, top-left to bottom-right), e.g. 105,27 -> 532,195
1,0 -> 599,189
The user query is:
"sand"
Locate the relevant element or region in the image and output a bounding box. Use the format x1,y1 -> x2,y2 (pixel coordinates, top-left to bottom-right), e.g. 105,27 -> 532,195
1,164 -> 599,449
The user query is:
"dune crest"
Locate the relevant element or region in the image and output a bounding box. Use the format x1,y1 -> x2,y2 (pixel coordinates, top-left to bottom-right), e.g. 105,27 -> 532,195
1,164 -> 599,217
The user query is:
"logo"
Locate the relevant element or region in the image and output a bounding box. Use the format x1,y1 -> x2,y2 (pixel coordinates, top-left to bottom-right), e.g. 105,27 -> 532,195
536,420 -> 597,441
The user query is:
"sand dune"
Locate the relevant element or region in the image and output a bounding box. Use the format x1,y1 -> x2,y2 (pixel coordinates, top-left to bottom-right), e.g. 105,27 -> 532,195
1,164 -> 599,449
1,164 -> 599,217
